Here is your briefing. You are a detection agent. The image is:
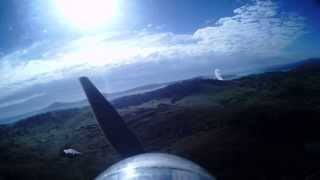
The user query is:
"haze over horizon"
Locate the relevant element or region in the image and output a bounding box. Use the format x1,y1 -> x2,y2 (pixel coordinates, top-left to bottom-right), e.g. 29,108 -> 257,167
0,0 -> 319,119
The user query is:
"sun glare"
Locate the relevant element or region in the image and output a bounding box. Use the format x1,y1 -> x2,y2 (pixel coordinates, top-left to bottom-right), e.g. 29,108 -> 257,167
53,0 -> 119,30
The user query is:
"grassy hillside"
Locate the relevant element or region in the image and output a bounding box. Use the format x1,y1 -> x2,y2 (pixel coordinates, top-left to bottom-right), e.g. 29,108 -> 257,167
0,59 -> 320,180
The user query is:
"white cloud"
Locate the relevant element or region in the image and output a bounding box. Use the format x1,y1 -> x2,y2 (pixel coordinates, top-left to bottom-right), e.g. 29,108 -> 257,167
193,0 -> 305,55
0,0 -> 306,97
214,69 -> 224,81
0,93 -> 46,108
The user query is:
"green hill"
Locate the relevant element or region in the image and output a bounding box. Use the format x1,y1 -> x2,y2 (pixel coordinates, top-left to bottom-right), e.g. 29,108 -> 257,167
0,59 -> 320,180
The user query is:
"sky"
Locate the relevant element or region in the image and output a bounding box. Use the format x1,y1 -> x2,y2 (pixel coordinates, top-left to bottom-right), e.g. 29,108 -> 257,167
0,0 -> 319,119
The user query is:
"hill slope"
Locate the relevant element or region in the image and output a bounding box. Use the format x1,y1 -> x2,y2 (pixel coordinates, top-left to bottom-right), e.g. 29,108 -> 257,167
0,58 -> 320,180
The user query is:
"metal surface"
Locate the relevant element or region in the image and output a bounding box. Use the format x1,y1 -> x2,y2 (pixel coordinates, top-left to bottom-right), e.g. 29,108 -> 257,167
96,153 -> 216,180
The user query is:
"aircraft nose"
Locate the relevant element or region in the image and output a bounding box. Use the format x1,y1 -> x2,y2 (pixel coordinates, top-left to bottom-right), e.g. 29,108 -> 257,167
95,153 -> 216,180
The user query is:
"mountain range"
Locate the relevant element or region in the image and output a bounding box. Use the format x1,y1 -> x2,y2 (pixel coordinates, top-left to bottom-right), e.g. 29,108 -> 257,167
0,58 -> 319,179
0,82 -> 171,124
2,58 -> 319,125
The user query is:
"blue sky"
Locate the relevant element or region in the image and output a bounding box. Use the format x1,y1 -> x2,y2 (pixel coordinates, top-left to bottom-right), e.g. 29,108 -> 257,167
0,0 -> 319,117
1,0 -> 319,53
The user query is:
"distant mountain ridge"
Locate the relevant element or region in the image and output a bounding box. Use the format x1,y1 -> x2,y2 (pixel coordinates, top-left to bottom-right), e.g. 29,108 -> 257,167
1,58 -> 319,124
112,78 -> 231,108
0,82 -> 170,124
265,58 -> 320,72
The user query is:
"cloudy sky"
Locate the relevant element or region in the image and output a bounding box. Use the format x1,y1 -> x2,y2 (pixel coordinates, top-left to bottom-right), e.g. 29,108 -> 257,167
0,0 -> 319,118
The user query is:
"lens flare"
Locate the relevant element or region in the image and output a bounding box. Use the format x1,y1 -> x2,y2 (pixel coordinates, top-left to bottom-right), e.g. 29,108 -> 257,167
53,0 -> 119,30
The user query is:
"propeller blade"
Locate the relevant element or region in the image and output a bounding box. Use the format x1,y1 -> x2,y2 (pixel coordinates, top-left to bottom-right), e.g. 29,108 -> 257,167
79,77 -> 144,158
